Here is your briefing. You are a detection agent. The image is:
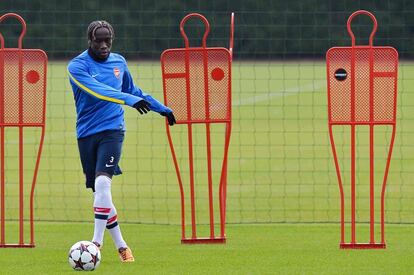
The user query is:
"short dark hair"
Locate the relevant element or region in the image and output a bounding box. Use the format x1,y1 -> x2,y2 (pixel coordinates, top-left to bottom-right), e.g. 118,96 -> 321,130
87,20 -> 115,42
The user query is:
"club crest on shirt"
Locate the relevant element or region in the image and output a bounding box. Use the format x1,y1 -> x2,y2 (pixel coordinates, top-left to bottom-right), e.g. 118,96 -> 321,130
113,68 -> 120,79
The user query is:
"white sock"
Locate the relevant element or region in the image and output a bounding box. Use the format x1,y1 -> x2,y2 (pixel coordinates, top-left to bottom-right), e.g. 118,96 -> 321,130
92,175 -> 112,246
107,203 -> 127,249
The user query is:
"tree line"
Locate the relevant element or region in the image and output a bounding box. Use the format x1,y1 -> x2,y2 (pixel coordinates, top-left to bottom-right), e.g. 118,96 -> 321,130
0,0 -> 412,59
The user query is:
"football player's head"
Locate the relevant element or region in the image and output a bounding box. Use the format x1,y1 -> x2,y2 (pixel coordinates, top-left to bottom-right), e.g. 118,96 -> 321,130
87,20 -> 114,60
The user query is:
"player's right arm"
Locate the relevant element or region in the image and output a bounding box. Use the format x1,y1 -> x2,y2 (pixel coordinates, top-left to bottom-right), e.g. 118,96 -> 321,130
67,60 -> 142,106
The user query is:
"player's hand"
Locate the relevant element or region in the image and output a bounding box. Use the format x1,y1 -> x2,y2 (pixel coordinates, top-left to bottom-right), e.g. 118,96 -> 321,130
161,112 -> 176,126
133,100 -> 151,114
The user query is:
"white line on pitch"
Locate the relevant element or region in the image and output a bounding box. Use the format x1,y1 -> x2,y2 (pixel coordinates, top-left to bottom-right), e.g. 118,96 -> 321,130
232,80 -> 325,106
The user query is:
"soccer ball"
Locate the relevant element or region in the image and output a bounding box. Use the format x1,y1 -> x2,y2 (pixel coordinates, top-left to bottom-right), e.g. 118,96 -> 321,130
68,241 -> 101,271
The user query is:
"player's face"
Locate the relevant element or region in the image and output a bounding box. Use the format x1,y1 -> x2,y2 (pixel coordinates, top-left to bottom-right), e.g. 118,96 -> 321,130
90,27 -> 112,60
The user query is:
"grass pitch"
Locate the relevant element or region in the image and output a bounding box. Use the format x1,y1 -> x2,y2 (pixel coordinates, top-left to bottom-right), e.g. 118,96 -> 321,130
0,223 -> 413,274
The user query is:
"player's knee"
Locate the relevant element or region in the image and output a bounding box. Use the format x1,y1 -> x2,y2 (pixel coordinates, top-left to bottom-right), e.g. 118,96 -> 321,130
94,175 -> 112,199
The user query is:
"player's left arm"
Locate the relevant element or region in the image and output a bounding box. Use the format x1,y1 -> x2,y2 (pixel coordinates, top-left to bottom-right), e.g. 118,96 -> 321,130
122,65 -> 176,125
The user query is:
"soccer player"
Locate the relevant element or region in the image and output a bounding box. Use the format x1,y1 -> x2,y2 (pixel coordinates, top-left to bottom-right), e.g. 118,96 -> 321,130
67,20 -> 176,263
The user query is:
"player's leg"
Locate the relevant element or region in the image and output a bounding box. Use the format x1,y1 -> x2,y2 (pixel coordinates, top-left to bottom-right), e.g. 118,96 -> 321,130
106,202 -> 134,262
95,130 -> 134,262
106,202 -> 127,249
77,135 -> 107,247
92,172 -> 112,248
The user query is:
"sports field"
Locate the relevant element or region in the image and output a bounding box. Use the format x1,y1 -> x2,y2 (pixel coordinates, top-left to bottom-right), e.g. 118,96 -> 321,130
0,222 -> 414,274
0,61 -> 414,273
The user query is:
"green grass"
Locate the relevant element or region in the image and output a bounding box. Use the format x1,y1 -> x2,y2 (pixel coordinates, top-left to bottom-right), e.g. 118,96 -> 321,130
1,61 -> 414,273
0,222 -> 414,274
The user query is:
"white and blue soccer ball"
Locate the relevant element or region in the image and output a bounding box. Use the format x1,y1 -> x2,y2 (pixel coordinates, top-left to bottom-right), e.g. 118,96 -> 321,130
68,241 -> 101,271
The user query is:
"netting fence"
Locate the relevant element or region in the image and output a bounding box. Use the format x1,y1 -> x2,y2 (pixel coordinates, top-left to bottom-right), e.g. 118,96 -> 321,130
0,1 -> 413,226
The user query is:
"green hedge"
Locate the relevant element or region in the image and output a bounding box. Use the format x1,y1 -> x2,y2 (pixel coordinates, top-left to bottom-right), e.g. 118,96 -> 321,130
0,0 -> 412,59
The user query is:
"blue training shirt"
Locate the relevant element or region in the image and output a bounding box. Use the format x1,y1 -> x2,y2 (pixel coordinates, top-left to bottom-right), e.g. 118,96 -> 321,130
68,50 -> 171,138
